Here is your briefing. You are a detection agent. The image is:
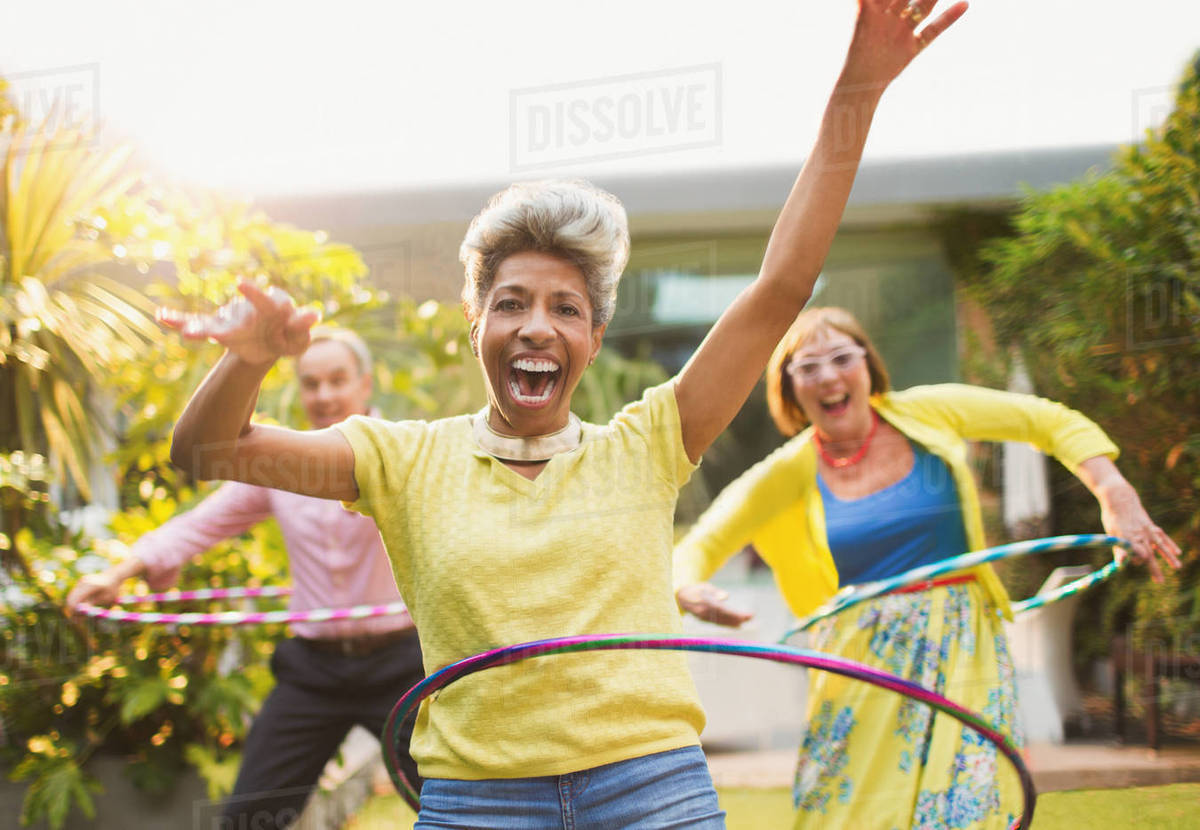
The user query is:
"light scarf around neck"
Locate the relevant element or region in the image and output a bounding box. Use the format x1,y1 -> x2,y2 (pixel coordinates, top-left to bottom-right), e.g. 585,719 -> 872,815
470,408 -> 583,462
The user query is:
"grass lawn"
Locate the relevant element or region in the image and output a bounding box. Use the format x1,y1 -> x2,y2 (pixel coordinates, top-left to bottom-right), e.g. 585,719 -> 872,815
343,782 -> 1200,828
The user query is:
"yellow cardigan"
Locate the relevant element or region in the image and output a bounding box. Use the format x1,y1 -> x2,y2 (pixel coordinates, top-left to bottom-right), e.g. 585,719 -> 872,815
673,384 -> 1120,620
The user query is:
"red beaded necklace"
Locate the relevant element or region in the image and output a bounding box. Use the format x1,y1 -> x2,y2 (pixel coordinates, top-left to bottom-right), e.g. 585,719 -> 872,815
813,410 -> 879,468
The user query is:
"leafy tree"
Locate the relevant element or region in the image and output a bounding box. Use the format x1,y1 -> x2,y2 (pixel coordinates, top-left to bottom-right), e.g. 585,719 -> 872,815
0,172 -> 382,827
944,53 -> 1199,663
0,110 -> 171,830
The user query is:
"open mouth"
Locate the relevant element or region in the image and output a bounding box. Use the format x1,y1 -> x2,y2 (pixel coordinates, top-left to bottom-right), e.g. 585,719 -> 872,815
507,357 -> 561,406
819,394 -> 850,416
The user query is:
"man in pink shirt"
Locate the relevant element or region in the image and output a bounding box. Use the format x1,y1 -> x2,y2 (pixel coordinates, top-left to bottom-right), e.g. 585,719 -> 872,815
68,327 -> 421,830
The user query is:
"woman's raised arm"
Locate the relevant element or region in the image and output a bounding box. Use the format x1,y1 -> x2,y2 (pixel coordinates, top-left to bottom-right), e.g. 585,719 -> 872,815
674,0 -> 967,462
163,281 -> 360,502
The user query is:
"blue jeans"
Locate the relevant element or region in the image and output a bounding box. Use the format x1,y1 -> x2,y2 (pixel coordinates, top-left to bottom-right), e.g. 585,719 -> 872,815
415,745 -> 726,829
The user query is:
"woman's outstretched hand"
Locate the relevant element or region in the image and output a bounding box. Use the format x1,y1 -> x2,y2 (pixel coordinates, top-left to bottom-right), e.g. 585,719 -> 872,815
677,583 -> 754,628
157,281 -> 319,366
842,0 -> 968,89
1100,484 -> 1183,585
1078,456 -> 1183,585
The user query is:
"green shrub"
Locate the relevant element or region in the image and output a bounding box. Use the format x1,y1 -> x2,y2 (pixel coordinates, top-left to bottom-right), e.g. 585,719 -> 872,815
944,53 -> 1200,664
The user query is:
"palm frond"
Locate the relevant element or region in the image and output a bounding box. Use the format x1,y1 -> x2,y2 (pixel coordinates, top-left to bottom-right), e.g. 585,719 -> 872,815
1,116 -> 150,499
40,404 -> 91,502
20,129 -> 80,271
12,368 -> 38,459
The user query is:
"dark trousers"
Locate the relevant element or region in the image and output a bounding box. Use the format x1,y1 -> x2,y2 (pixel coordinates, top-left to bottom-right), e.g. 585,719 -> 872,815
216,633 -> 424,829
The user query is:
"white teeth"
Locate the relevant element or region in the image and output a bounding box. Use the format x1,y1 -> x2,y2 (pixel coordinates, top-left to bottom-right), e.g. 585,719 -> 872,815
511,357 -> 559,372
508,376 -> 557,404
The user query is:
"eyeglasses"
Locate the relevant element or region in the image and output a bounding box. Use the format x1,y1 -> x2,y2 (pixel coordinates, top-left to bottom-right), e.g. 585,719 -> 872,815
785,346 -> 867,382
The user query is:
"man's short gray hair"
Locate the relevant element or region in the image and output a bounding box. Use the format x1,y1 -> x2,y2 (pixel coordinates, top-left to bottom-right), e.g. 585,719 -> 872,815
459,179 -> 630,327
306,326 -> 372,375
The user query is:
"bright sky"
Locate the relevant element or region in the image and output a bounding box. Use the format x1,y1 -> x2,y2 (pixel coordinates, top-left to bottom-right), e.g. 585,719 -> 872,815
4,0 -> 1198,197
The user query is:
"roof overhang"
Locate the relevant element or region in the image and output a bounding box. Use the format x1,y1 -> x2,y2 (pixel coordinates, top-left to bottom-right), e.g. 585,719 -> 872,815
258,144 -> 1120,238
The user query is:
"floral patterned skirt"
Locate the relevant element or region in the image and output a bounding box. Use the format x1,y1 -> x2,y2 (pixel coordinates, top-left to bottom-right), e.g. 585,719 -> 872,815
793,581 -> 1023,830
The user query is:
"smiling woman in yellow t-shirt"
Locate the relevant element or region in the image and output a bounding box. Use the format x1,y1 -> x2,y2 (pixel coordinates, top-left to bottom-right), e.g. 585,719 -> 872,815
160,3 -> 970,825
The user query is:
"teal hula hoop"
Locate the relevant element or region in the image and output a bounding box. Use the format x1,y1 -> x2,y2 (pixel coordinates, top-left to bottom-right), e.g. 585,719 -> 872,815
779,533 -> 1131,642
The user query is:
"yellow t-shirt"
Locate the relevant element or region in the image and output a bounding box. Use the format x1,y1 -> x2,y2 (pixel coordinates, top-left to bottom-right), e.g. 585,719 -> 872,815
336,381 -> 706,780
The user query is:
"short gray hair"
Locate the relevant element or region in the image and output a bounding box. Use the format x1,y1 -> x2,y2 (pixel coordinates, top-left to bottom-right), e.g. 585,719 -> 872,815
306,326 -> 372,375
459,179 -> 630,327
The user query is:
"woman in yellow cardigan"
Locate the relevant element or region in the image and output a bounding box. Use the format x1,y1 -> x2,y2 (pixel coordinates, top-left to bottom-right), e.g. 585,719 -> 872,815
674,306 -> 1179,830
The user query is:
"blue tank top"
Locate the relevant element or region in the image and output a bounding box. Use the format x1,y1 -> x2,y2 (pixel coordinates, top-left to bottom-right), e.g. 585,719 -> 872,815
817,441 -> 969,586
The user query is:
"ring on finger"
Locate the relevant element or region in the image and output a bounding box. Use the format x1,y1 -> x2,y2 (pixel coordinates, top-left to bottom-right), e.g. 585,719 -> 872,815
900,4 -> 925,25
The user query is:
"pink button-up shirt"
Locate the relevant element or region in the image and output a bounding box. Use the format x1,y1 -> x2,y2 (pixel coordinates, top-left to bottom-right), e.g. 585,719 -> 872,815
133,481 -> 412,639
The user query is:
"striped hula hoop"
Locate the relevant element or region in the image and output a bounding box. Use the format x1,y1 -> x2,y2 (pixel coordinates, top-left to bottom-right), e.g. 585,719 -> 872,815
76,585 -> 408,626
779,534 -> 1131,642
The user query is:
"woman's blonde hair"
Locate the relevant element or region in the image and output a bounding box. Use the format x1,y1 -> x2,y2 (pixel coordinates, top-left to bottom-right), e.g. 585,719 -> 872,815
459,179 -> 630,327
765,306 -> 891,437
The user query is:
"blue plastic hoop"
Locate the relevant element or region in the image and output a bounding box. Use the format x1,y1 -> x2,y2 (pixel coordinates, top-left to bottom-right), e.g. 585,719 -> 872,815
780,533 -> 1131,642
